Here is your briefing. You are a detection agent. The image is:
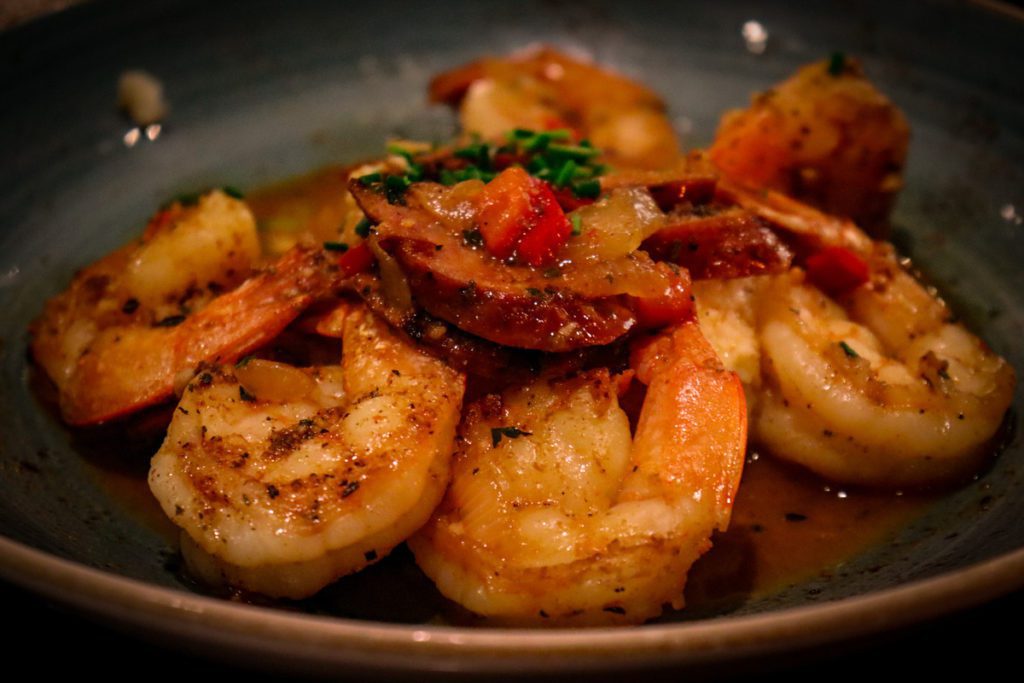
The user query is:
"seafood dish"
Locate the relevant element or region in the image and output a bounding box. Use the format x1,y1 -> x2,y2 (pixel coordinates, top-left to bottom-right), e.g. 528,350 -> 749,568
28,47 -> 1015,627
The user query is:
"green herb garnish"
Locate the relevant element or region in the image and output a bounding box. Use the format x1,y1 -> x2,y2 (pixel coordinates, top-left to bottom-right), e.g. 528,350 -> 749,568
354,217 -> 373,238
384,174 -> 411,203
827,51 -> 846,76
323,241 -> 349,252
572,179 -> 601,199
491,426 -> 533,447
570,214 -> 583,236
839,341 -> 859,358
554,159 -> 578,188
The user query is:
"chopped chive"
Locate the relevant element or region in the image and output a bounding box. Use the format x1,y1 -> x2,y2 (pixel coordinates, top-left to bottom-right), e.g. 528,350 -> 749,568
239,385 -> 257,402
386,145 -> 415,161
839,341 -> 860,358
526,287 -> 543,297
542,267 -> 562,278
222,185 -> 245,199
570,214 -> 583,236
454,142 -> 492,168
456,165 -> 483,181
509,128 -> 536,140
172,191 -> 200,207
439,169 -> 458,186
354,217 -> 373,238
358,172 -> 383,185
554,159 -> 577,188
323,241 -> 349,252
546,143 -> 601,161
491,426 -> 532,447
235,355 -> 255,368
405,162 -> 425,182
522,130 -> 569,153
384,174 -> 411,203
827,51 -> 846,76
527,156 -> 549,174
572,179 -> 601,199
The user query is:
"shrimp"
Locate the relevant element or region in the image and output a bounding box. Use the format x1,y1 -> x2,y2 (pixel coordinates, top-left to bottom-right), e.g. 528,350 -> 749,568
430,46 -> 682,170
753,253 -> 1015,487
709,56 -> 909,232
408,321 -> 746,625
50,245 -> 339,425
30,190 -> 259,396
690,147 -> 1016,487
148,305 -> 465,599
30,191 -> 344,425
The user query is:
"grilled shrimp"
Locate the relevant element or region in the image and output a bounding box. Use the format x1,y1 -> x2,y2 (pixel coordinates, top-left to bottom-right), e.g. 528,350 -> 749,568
754,253 -> 1015,487
699,66 -> 1012,486
31,191 -> 259,397
149,305 -> 465,599
409,321 -> 746,625
430,46 -> 681,170
709,56 -> 909,232
30,191 -> 343,425
692,210 -> 1014,486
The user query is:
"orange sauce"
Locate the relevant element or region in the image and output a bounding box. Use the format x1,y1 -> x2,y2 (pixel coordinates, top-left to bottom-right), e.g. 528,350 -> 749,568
246,165 -> 354,256
686,453 -> 933,609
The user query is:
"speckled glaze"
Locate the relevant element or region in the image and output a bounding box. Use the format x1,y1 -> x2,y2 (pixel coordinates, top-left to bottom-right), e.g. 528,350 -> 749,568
1,0 -> 1022,675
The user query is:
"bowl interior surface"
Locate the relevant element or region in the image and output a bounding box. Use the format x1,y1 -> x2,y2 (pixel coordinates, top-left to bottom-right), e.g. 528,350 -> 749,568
1,0 -> 1022,668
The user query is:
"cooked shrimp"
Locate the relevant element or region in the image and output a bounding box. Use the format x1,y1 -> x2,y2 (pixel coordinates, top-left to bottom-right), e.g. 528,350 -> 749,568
690,183 -> 1015,486
430,46 -> 681,170
30,190 -> 260,397
43,243 -> 340,425
148,305 -> 465,599
408,321 -> 746,625
709,56 -> 909,232
754,254 -> 1015,487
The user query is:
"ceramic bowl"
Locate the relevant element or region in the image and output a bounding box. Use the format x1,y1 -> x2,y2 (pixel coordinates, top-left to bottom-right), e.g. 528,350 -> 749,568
1,0 -> 1022,675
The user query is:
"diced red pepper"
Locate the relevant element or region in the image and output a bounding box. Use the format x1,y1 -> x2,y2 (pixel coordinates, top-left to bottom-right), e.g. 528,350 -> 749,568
805,246 -> 870,296
475,166 -> 573,266
336,242 -> 375,277
476,167 -> 536,259
515,182 -> 573,266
